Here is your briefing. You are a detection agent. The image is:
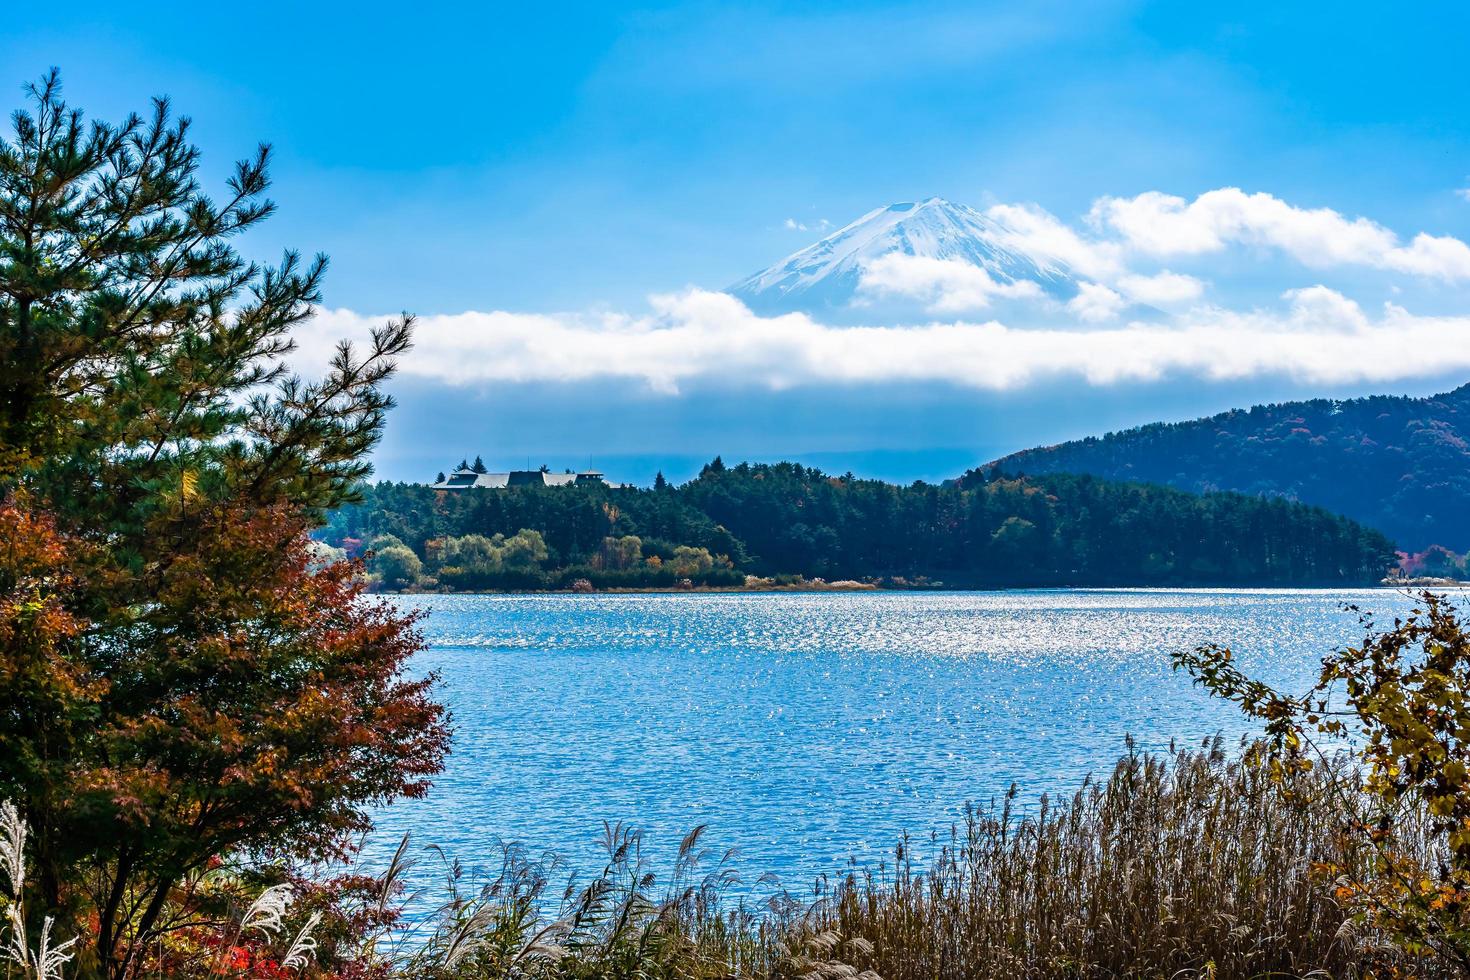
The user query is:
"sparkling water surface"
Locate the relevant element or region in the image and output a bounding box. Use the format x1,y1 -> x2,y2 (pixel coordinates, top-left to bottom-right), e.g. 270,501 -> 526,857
370,588 -> 1425,889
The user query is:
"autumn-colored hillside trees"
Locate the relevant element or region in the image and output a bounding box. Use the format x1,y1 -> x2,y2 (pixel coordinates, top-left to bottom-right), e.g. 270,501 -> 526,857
0,72 -> 448,978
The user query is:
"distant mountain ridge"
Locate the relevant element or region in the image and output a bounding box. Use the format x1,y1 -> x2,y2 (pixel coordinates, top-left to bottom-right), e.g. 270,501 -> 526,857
987,383 -> 1470,552
729,197 -> 1079,317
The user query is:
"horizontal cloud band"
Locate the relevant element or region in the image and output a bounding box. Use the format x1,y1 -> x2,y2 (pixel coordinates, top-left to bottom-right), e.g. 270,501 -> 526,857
297,288 -> 1470,394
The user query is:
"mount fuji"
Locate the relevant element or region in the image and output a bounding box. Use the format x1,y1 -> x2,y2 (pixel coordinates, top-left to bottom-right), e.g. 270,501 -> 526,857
728,197 -> 1082,320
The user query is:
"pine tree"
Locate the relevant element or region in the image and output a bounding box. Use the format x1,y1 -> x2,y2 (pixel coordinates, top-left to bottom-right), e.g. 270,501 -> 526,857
0,73 -> 448,977
472,454 -> 488,473
654,470 -> 668,491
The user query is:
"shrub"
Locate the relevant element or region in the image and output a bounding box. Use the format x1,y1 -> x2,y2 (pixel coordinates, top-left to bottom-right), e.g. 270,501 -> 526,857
371,544 -> 424,590
1177,590 -> 1470,970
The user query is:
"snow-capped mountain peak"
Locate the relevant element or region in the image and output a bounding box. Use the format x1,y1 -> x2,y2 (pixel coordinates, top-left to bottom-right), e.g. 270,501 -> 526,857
728,197 -> 1077,318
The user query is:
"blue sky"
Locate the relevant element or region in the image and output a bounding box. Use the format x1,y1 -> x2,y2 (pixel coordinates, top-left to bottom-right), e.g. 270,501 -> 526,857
7,3 -> 1470,483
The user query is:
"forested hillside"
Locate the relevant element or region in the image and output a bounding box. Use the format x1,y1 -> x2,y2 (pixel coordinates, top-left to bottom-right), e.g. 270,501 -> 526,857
323,460 -> 1396,589
991,383 -> 1470,552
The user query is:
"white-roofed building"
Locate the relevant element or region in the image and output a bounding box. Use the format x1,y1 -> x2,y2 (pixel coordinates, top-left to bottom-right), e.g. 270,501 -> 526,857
430,467 -> 623,490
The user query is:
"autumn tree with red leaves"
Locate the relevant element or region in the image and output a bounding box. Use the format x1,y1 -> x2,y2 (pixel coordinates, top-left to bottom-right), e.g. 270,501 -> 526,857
0,72 -> 449,978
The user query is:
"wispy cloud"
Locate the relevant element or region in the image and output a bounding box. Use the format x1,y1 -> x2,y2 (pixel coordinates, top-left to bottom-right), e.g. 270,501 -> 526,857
784,217 -> 830,232
1115,270 -> 1205,305
857,254 -> 1043,313
983,202 -> 1123,279
1066,282 -> 1126,323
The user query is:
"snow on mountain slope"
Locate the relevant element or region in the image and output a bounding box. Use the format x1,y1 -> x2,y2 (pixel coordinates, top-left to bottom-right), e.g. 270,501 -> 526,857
728,197 -> 1080,318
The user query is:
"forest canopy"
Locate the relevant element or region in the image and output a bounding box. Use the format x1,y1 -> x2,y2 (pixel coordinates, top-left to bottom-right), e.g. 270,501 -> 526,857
321,460 -> 1398,590
992,383 -> 1470,552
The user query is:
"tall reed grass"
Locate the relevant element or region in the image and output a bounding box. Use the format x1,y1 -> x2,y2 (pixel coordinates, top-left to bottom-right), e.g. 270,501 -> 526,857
797,737 -> 1445,979
381,738 -> 1454,979
5,741 -> 1457,978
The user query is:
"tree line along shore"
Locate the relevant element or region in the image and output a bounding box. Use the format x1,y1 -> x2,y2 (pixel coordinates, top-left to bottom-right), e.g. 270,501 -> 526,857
321,457 -> 1400,592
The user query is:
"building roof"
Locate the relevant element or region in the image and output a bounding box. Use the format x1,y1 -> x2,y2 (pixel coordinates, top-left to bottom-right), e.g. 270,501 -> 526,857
431,468 -> 626,490
433,472 -> 510,489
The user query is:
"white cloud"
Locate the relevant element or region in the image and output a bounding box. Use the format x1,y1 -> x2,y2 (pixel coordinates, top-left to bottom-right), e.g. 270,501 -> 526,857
1457,184 -> 1470,203
1115,270 -> 1205,305
984,202 -> 1122,279
783,217 -> 831,232
778,188 -> 1469,331
1067,282 -> 1126,322
296,288 -> 1470,396
1090,188 -> 1470,280
1279,285 -> 1370,331
287,188 -> 1470,400
1384,232 -> 1470,278
857,253 -> 1043,313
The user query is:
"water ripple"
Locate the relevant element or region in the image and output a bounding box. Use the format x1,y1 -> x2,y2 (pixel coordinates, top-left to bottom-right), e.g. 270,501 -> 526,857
368,589 -> 1414,889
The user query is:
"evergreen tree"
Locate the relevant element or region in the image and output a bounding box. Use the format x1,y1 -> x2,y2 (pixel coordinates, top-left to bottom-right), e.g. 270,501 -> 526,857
0,74 -> 447,976
654,470 -> 668,491
992,383 -> 1470,552
458,457 -> 470,471
472,454 -> 488,474
437,470 -> 446,483
324,461 -> 1396,591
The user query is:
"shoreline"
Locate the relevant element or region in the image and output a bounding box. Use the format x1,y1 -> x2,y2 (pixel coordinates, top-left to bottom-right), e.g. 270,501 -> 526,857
374,581 -> 1423,597
381,582 -> 886,596
1386,576 -> 1470,588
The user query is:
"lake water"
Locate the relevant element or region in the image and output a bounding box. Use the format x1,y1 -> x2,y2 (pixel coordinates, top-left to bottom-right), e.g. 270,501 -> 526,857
370,588 -> 1427,891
